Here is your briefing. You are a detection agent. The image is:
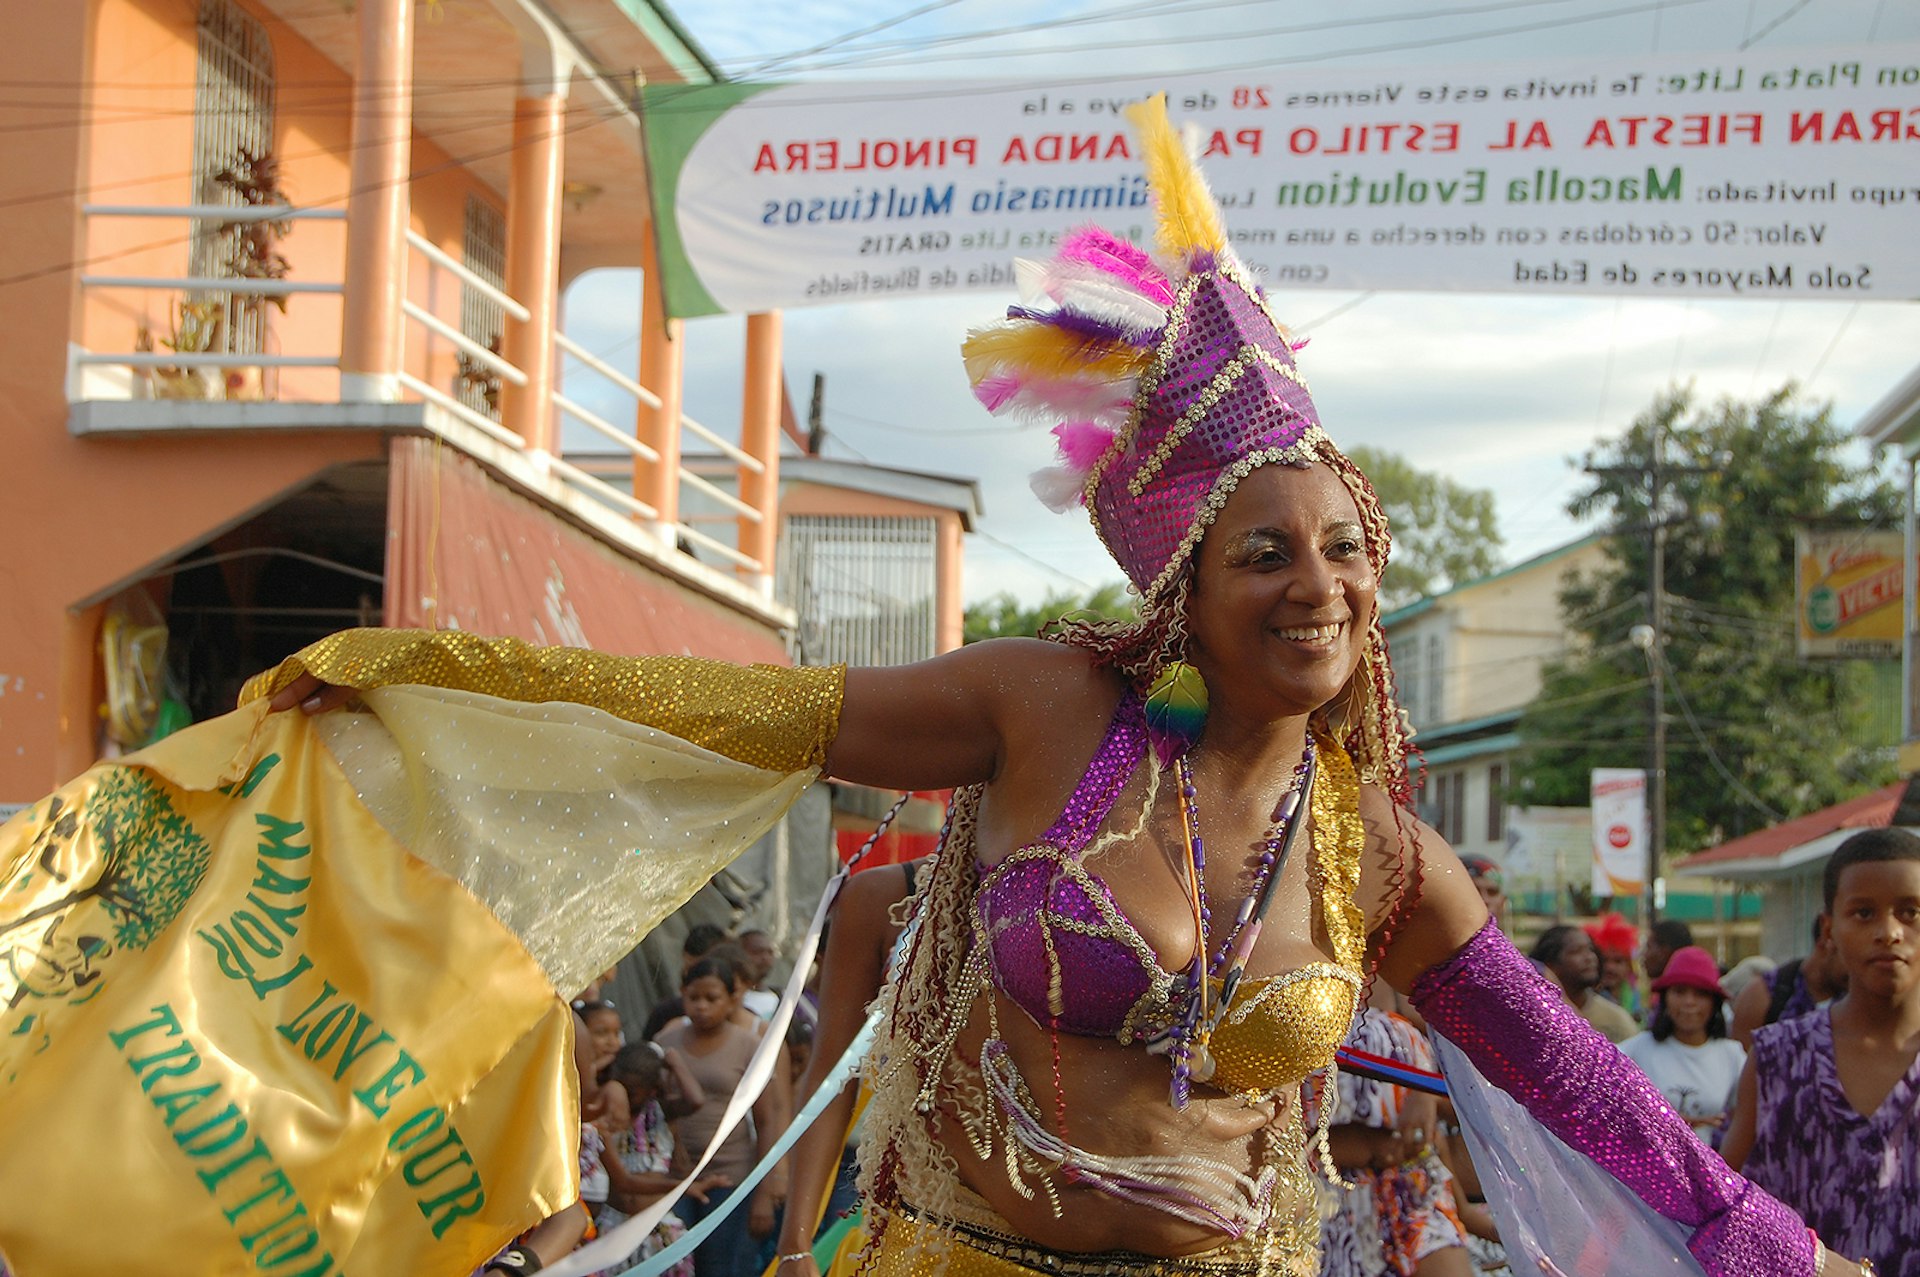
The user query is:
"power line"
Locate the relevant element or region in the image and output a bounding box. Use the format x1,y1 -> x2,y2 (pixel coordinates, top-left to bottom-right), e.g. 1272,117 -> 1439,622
1805,301 -> 1861,388
1652,643 -> 1785,820
830,406 -> 1025,436
969,527 -> 1097,590
1296,291 -> 1375,333
641,0 -> 1711,114
736,0 -> 978,78
756,0 -> 1597,75
1739,0 -> 1818,48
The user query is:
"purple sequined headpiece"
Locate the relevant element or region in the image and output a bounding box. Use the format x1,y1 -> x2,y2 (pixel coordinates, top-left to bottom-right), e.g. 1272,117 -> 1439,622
962,95 -> 1329,603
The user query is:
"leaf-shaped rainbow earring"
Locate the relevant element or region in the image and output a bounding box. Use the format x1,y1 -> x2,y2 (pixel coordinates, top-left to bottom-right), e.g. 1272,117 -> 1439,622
1144,660 -> 1209,768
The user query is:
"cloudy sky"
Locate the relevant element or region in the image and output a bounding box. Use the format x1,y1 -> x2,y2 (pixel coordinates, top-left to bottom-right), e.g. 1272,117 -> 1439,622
562,0 -> 1920,606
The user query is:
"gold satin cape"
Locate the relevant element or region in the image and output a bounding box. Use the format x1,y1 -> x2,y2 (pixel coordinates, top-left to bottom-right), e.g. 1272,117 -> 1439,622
0,630 -> 843,1276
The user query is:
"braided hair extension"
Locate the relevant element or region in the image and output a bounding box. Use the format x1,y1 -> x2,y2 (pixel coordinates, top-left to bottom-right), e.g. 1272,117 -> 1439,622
1038,565 -> 1196,693
1314,440 -> 1429,983
854,786 -> 988,1268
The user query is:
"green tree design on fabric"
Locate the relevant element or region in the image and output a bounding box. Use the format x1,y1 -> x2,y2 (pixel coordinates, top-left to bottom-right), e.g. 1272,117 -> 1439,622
91,768 -> 212,950
10,769 -> 214,954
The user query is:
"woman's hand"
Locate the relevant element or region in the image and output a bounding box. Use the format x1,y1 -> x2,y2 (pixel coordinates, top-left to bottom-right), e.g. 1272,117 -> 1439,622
687,1172 -> 730,1205
1327,1123 -> 1411,1173
267,672 -> 356,715
747,1185 -> 779,1238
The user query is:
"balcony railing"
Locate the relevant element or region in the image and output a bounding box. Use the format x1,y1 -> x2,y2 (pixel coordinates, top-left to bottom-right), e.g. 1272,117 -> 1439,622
73,202 -> 769,584
552,330 -> 765,573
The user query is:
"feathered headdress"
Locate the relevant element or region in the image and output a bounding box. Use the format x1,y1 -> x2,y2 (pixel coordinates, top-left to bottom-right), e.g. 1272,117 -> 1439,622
962,95 -> 1328,604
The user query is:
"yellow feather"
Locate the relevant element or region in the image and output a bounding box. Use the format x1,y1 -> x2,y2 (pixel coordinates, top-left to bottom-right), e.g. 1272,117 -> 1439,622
1123,94 -> 1226,262
961,322 -> 1150,386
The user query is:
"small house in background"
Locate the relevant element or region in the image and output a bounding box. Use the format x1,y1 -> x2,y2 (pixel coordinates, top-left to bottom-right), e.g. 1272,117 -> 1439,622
1673,777 -> 1920,962
1384,536 -> 1608,871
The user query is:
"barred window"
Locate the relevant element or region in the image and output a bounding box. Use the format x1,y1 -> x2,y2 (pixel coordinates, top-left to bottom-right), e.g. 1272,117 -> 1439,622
1424,631 -> 1446,728
458,197 -> 507,419
777,515 -> 937,667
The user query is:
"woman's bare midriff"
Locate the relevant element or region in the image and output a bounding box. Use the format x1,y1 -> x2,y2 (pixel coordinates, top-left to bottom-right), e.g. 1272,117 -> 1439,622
930,988 -> 1298,1257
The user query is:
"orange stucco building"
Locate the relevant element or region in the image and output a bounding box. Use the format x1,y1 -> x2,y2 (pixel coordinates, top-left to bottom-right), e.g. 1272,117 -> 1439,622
0,0 -> 973,810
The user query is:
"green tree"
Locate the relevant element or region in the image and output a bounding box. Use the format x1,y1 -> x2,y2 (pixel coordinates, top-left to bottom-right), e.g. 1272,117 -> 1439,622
964,582 -> 1136,644
1346,445 -> 1503,609
1515,384 -> 1899,856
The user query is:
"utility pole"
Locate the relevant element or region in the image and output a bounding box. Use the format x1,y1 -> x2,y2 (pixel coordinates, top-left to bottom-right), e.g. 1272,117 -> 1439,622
807,372 -> 826,456
1646,415 -> 1668,927
1593,412 -> 1709,928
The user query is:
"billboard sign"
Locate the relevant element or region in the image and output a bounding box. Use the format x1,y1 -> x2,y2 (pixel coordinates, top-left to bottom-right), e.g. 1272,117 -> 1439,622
1795,527 -> 1907,658
1590,767 -> 1648,897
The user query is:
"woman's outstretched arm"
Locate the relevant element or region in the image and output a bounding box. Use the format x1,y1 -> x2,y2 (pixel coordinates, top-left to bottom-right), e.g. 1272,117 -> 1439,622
1362,796 -> 1838,1277
260,627 -> 1106,795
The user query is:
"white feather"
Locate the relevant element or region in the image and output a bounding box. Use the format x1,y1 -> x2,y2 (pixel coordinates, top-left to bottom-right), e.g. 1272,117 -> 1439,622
1015,257 -> 1051,304
990,377 -> 1135,428
1031,259 -> 1169,333
1029,464 -> 1090,512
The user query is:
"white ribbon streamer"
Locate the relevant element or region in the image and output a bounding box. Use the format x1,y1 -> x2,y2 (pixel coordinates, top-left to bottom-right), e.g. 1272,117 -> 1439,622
544,870 -> 852,1277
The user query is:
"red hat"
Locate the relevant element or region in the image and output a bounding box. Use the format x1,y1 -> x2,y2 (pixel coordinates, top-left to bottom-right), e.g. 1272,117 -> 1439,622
1585,912 -> 1638,958
1650,946 -> 1726,997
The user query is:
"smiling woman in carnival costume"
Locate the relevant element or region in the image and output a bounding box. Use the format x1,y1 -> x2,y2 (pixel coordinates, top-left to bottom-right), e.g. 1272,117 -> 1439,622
260,96 -> 1864,1277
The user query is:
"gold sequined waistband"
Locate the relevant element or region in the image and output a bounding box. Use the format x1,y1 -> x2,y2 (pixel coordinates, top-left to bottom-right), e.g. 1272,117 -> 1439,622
862,1205 -> 1311,1277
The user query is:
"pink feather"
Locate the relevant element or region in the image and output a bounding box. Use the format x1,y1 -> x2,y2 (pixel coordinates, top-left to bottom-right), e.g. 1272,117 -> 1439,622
1052,420 -> 1117,472
1057,227 -> 1175,305
972,375 -> 1020,412
973,372 -> 1135,427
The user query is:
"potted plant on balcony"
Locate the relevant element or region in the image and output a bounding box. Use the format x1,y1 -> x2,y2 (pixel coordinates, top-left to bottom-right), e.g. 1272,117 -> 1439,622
455,334 -> 505,419
143,299 -> 226,400
210,145 -> 293,401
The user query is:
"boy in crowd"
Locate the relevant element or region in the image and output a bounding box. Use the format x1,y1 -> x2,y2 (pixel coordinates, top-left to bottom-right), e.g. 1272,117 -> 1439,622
1641,918 -> 1695,982
737,928 -> 781,1020
1723,828 -> 1920,1274
1728,915 -> 1849,1049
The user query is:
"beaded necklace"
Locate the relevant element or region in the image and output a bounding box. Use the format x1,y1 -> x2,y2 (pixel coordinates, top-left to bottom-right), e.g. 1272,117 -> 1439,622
1164,736 -> 1317,1108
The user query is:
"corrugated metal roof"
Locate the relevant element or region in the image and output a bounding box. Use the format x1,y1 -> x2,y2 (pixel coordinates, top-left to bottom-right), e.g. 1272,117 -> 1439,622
1674,780 -> 1909,871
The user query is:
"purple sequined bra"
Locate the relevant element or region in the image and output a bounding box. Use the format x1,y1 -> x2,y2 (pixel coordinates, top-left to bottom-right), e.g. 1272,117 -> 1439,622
975,693 -> 1362,1093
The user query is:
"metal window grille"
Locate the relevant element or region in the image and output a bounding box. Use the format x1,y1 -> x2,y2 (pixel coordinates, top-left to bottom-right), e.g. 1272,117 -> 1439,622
1437,771 -> 1466,845
1424,631 -> 1445,727
458,197 -> 507,419
777,515 -> 937,667
190,0 -> 275,355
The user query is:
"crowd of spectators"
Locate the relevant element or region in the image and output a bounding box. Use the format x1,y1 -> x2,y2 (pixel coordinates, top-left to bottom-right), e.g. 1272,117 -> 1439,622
478,827 -> 1920,1277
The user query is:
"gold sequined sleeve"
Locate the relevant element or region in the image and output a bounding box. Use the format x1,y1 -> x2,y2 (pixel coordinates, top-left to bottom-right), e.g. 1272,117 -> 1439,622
239,628 -> 844,773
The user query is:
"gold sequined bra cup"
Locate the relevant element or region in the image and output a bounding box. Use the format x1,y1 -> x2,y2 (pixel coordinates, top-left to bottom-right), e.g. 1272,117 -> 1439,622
974,692 -> 1365,1097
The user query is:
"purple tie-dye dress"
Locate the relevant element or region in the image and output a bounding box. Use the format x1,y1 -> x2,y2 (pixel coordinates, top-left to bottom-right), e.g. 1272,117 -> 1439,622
1741,1009 -> 1920,1276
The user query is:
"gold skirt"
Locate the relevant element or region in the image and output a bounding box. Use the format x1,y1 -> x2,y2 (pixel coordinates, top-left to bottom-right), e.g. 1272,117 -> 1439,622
856,1206 -> 1318,1277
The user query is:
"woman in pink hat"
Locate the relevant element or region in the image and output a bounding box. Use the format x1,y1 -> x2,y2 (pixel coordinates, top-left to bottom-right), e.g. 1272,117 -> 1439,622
258,95 -> 1862,1277
1620,946 -> 1747,1142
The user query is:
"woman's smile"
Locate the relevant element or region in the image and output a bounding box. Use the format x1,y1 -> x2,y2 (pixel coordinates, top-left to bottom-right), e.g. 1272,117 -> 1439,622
1271,619 -> 1348,650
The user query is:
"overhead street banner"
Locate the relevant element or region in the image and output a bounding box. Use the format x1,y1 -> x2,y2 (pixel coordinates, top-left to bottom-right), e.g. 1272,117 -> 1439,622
640,44 -> 1920,317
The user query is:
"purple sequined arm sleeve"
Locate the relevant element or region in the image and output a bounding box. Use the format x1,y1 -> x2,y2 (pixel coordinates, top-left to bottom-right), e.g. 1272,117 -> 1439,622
1408,919 -> 1814,1277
